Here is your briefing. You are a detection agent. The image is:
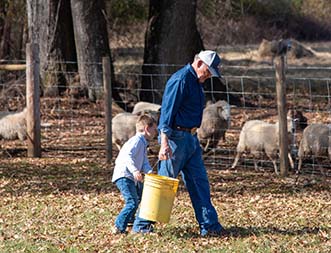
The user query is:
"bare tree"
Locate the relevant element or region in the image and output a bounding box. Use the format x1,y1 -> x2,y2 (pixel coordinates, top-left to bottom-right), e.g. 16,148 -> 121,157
26,0 -> 77,96
140,0 -> 203,104
26,0 -> 126,107
0,18 -> 10,60
70,0 -> 112,101
0,1 -> 12,60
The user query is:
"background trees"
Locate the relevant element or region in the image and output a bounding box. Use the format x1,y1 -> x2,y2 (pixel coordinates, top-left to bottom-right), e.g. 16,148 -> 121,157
2,0 -> 331,107
26,0 -> 126,106
140,0 -> 203,104
0,0 -> 26,60
26,0 -> 76,97
70,0 -> 112,101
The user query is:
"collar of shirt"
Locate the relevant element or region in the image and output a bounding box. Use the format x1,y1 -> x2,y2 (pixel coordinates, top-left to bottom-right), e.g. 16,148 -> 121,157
188,64 -> 198,80
135,132 -> 148,146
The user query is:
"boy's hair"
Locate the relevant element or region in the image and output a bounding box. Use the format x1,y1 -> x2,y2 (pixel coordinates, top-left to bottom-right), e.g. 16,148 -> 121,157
136,114 -> 156,132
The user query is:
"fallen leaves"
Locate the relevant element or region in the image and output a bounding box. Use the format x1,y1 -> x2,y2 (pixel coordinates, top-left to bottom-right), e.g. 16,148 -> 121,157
0,156 -> 330,252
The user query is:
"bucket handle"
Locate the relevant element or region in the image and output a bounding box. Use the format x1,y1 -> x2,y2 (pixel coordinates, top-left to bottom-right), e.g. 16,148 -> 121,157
152,159 -> 179,193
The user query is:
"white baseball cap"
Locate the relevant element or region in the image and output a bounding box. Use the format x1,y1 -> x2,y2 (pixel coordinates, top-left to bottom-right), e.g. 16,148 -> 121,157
198,50 -> 221,77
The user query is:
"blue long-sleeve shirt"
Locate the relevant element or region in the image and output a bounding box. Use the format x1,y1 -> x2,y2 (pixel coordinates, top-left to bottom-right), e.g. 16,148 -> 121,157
112,132 -> 152,183
158,64 -> 205,137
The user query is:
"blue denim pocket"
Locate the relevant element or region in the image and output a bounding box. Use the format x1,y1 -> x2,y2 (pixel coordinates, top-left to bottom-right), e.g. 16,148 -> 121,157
170,130 -> 185,140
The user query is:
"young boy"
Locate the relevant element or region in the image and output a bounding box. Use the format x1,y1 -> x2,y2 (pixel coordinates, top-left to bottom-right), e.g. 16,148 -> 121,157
111,114 -> 157,234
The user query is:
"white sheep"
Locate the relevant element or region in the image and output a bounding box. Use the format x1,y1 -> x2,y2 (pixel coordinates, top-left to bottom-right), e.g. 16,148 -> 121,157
231,118 -> 295,175
132,101 -> 161,115
297,123 -> 331,173
112,112 -> 138,150
0,108 -> 27,141
197,100 -> 231,151
112,110 -> 159,150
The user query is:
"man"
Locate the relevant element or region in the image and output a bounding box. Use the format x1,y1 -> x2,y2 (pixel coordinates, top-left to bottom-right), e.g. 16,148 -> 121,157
133,50 -> 224,237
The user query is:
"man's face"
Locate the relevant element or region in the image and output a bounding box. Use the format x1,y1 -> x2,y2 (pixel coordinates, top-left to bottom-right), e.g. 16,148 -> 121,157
196,61 -> 212,83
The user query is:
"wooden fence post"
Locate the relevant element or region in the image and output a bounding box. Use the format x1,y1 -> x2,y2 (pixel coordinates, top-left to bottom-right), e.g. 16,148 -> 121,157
103,57 -> 112,163
26,43 -> 41,157
275,56 -> 288,177
0,64 -> 26,71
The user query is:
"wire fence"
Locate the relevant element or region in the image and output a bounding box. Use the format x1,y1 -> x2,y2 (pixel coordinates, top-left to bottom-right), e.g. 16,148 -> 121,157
0,59 -> 331,176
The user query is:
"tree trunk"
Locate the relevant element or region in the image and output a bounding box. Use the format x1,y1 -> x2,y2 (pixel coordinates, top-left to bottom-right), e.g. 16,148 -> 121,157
27,0 -> 125,108
140,0 -> 203,104
0,4 -> 3,40
26,0 -> 77,96
70,0 -> 112,102
17,22 -> 27,60
0,21 -> 11,60
0,2 -> 12,60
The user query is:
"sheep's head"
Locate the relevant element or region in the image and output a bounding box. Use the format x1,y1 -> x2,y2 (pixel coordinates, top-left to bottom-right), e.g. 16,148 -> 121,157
287,109 -> 308,131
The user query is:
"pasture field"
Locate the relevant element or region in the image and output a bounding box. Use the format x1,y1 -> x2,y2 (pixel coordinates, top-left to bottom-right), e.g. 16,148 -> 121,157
1,156 -> 330,252
1,41 -> 331,252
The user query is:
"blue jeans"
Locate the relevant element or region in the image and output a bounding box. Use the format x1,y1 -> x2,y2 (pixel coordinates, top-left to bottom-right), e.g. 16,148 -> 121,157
133,130 -> 223,235
115,177 -> 143,232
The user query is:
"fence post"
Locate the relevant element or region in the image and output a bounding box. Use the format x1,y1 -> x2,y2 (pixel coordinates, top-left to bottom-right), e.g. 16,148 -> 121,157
26,43 -> 41,157
103,57 -> 112,163
275,56 -> 288,177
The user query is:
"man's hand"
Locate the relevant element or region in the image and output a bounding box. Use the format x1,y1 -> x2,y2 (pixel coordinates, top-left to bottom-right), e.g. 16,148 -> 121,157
133,171 -> 143,182
159,132 -> 172,160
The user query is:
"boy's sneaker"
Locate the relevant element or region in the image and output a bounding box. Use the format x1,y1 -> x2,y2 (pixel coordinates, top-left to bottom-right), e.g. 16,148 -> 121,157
111,226 -> 126,235
131,225 -> 154,234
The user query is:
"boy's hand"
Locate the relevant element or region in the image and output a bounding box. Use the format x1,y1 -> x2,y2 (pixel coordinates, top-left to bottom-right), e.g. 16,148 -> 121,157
133,171 -> 143,182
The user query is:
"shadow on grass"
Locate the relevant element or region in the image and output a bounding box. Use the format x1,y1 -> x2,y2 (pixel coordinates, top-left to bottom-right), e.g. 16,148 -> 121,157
225,225 -> 328,238
1,156 -> 330,197
1,148 -> 27,158
0,159 -> 117,196
208,167 -> 331,195
169,225 -> 330,239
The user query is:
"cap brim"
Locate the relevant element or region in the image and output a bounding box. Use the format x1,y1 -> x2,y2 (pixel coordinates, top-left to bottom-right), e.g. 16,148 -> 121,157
208,66 -> 221,77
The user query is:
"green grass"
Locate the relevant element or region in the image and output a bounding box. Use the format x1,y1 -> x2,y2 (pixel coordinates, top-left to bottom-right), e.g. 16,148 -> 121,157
1,157 -> 330,252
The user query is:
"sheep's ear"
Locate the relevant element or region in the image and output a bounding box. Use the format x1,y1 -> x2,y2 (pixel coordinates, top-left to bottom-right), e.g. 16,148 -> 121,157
217,106 -> 225,118
206,100 -> 213,106
215,100 -> 229,108
215,101 -> 228,110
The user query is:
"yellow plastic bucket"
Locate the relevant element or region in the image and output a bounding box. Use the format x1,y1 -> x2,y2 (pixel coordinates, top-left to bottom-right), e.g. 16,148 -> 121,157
139,174 -> 179,223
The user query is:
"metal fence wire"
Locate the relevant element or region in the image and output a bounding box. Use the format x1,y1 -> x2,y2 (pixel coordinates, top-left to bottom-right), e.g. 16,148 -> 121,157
0,60 -> 330,177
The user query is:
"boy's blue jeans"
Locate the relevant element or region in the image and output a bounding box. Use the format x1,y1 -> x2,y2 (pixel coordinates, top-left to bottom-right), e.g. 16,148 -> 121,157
133,130 -> 223,235
115,177 -> 143,232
